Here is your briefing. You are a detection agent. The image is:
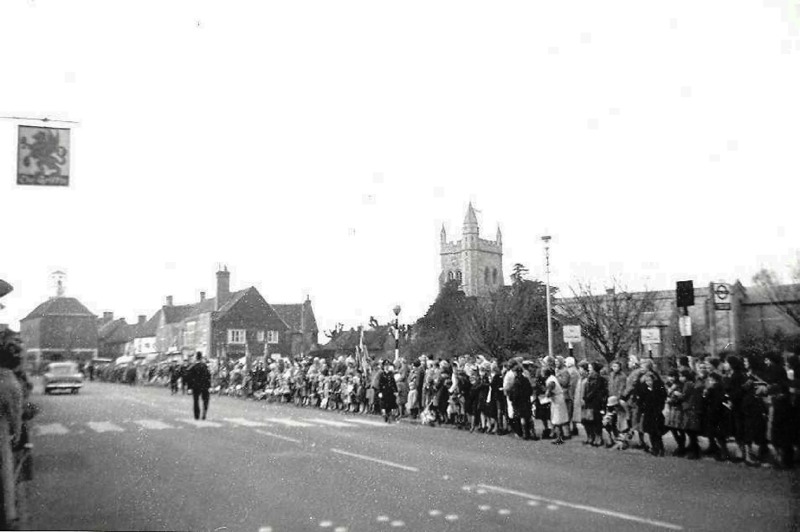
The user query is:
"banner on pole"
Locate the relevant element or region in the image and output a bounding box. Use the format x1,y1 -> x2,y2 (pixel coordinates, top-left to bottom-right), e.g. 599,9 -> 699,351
17,126 -> 70,186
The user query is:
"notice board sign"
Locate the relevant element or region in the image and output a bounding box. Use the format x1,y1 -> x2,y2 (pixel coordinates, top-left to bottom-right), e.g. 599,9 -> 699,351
17,126 -> 70,186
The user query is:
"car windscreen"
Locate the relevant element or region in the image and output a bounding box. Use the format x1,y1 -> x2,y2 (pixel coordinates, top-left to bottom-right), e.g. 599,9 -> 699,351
49,365 -> 77,375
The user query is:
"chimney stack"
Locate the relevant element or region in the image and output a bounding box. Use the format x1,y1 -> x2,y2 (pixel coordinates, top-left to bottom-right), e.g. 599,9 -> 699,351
200,291 -> 206,302
216,266 -> 231,309
166,295 -> 173,307
138,315 -> 146,325
103,311 -> 114,323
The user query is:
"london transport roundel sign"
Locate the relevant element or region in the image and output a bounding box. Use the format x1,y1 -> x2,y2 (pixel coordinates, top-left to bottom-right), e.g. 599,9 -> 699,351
713,282 -> 731,311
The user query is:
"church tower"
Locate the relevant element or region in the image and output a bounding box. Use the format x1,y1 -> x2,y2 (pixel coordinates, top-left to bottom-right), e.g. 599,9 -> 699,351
439,203 -> 504,299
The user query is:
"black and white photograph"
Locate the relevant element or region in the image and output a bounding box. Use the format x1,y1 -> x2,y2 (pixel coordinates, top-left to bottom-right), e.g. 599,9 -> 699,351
0,1 -> 798,531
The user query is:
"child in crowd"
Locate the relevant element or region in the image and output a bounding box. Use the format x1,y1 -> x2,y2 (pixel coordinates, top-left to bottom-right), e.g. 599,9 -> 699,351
664,370 -> 686,456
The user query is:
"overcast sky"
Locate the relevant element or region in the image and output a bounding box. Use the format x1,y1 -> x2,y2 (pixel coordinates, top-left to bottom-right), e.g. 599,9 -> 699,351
1,0 -> 799,338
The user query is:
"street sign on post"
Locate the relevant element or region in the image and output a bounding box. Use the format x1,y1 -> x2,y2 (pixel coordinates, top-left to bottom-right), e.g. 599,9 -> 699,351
712,282 -> 731,311
679,316 -> 692,337
562,325 -> 582,344
640,328 -> 661,345
641,327 -> 661,359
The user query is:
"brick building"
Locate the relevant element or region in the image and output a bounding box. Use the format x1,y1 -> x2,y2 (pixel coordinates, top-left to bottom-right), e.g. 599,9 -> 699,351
271,297 -> 319,357
20,296 -> 98,369
556,281 -> 800,363
154,267 -> 293,365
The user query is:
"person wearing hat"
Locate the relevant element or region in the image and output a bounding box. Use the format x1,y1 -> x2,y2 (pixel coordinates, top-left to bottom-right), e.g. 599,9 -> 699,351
187,352 -> 212,420
377,360 -> 398,423
564,357 -> 581,437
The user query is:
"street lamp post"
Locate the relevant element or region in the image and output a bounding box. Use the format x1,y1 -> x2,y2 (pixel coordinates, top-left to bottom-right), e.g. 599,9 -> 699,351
393,305 -> 402,362
541,235 -> 554,359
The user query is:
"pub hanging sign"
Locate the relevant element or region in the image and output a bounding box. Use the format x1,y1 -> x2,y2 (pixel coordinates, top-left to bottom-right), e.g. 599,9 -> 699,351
17,125 -> 70,186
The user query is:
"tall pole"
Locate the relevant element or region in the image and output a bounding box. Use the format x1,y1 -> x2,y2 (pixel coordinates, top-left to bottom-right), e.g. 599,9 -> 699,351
542,235 -> 553,359
393,305 -> 402,363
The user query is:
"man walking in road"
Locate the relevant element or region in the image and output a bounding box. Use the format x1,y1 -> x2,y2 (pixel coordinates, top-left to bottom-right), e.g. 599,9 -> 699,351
187,352 -> 211,420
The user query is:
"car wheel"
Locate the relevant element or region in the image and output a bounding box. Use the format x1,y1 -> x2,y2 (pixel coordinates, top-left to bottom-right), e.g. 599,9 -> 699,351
72,388 -> 79,394
44,389 -> 50,395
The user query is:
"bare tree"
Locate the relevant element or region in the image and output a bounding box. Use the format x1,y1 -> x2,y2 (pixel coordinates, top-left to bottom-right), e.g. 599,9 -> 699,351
557,279 -> 657,363
752,264 -> 800,328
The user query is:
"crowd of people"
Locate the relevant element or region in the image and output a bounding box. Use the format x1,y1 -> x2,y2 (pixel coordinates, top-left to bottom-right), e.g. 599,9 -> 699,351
131,348 -> 800,469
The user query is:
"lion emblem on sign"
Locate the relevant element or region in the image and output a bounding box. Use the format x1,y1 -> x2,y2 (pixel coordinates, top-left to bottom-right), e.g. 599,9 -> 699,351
17,126 -> 70,186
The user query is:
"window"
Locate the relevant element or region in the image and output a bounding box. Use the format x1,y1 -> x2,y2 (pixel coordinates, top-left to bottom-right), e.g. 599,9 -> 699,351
456,270 -> 463,284
227,329 -> 246,344
493,268 -> 498,284
257,330 -> 265,342
266,330 -> 280,344
447,271 -> 454,281
484,267 -> 490,284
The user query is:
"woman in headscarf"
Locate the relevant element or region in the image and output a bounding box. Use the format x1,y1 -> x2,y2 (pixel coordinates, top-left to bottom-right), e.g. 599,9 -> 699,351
545,367 -> 569,444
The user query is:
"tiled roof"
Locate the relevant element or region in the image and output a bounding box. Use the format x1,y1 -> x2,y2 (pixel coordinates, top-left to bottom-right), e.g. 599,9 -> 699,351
215,289 -> 248,315
162,305 -> 193,324
22,297 -> 95,321
272,303 -> 318,333
106,321 -> 133,344
97,318 -> 126,341
741,283 -> 800,305
132,312 -> 160,338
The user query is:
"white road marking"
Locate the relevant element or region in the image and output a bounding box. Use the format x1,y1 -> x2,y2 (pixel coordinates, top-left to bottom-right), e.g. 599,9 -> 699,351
547,505 -> 559,511
334,527 -> 348,532
87,421 -> 124,433
461,485 -> 472,492
319,521 -> 332,528
478,505 -> 491,511
498,509 -> 511,516
330,448 -> 419,472
224,417 -> 270,427
177,418 -> 223,428
477,484 -> 683,530
390,521 -> 405,527
258,527 -> 273,532
304,418 -> 358,428
442,475 -> 451,480
476,488 -> 487,494
527,500 -> 540,507
428,510 -> 442,516
376,516 -> 390,522
35,423 -> 69,435
254,429 -> 301,444
266,418 -> 317,427
345,418 -> 390,427
445,515 -> 458,521
134,419 -> 174,430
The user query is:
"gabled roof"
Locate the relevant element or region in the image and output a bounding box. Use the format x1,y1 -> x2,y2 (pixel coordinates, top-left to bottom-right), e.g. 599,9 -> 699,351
97,318 -> 127,341
272,302 -> 318,333
22,297 -> 95,321
131,312 -> 160,338
106,320 -> 134,344
215,289 -> 248,315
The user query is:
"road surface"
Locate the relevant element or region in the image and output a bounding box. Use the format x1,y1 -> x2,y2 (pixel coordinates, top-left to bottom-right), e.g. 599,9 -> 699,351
24,381 -> 799,531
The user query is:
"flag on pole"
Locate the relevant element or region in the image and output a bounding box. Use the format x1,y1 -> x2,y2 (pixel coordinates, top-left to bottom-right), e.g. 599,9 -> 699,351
17,126 -> 70,186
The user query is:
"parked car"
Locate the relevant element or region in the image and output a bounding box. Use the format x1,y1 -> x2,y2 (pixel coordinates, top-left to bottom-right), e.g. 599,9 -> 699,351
43,361 -> 84,394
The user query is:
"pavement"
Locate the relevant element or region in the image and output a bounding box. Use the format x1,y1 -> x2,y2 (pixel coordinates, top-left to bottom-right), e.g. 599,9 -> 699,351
22,380 -> 800,531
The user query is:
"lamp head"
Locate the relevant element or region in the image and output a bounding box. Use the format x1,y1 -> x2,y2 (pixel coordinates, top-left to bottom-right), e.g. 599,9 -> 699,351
393,305 -> 402,316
